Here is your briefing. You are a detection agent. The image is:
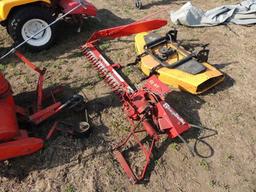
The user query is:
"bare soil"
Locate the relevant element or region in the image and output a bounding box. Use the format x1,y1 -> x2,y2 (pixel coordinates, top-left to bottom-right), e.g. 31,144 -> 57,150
0,0 -> 255,192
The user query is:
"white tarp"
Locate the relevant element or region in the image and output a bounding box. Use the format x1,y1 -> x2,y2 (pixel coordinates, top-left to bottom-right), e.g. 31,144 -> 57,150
170,0 -> 256,26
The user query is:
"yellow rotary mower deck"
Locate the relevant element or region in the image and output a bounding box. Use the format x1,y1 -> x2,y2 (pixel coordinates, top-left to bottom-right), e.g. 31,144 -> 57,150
135,31 -> 224,94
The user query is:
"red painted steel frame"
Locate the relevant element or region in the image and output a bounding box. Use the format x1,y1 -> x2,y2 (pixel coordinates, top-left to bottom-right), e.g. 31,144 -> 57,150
0,52 -> 64,161
81,19 -> 191,183
15,51 -> 63,125
15,51 -> 46,111
0,71 -> 44,161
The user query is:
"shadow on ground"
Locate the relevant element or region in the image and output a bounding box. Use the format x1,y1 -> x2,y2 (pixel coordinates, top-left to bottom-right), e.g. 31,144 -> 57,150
0,84 -> 113,181
0,68 -> 231,182
0,76 -> 222,182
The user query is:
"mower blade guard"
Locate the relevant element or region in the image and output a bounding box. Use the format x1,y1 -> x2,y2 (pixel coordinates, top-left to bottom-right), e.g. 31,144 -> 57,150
87,19 -> 167,43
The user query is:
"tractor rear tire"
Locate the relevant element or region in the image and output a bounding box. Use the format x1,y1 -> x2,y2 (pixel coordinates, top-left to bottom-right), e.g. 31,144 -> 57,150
7,6 -> 57,52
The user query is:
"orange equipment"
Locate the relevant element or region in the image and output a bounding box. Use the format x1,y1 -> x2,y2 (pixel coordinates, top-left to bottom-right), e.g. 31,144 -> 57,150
0,72 -> 43,161
0,51 -> 87,161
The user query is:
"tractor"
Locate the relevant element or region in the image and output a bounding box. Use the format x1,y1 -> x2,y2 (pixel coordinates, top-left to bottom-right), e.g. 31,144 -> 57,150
0,0 -> 97,51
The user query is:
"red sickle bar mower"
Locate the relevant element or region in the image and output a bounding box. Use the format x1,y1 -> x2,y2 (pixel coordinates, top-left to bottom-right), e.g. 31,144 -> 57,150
0,51 -> 87,161
81,19 -> 209,183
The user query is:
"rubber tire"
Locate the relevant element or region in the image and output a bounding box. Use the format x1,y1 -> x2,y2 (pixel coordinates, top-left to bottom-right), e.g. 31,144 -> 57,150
7,6 -> 57,52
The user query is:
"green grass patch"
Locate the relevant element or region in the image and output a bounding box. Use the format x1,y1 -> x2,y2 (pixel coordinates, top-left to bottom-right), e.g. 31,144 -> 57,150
65,184 -> 76,192
0,64 -> 6,71
123,66 -> 133,76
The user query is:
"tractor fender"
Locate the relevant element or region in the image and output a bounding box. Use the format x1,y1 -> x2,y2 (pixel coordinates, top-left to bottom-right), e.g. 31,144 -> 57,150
0,0 -> 51,22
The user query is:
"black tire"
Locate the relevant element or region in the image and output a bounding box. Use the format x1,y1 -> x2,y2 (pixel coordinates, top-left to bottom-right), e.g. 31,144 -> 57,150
7,6 -> 57,52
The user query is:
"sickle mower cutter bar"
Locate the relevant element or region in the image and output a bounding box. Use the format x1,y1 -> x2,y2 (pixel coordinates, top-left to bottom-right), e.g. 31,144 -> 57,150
81,19 -> 195,183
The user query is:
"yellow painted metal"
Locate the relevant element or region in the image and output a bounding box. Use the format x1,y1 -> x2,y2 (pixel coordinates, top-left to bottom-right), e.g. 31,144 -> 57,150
135,32 -> 224,94
0,0 -> 51,21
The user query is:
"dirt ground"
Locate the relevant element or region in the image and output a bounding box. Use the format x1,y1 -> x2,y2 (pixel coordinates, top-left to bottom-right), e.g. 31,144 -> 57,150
0,0 -> 256,191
